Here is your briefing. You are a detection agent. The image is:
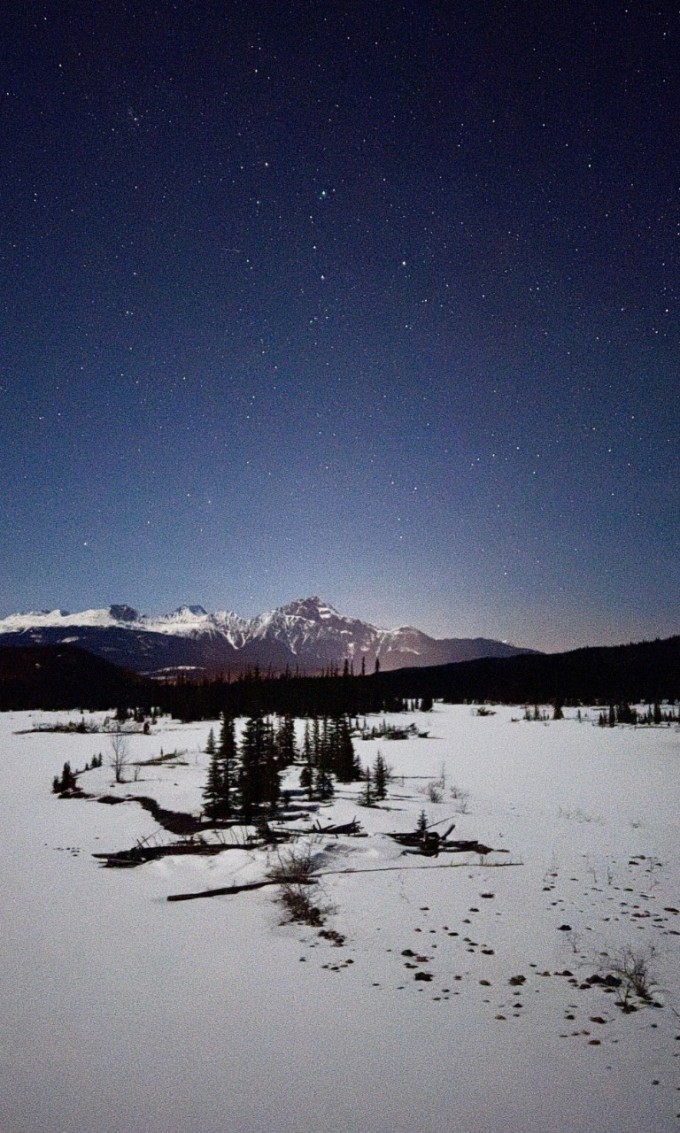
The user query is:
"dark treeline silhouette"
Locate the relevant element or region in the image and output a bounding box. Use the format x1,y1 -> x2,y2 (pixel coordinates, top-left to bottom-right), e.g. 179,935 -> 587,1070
1,635 -> 678,716
157,668 -> 412,721
0,645 -> 144,711
370,636 -> 680,706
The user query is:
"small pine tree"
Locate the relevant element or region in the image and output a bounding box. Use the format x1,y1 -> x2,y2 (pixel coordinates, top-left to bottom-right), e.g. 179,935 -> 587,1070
202,748 -> 224,820
205,727 -> 216,756
276,715 -> 297,767
299,763 -> 313,796
58,761 -> 76,792
372,751 -> 389,800
315,767 -> 335,799
359,766 -> 373,807
301,720 -> 314,800
416,808 -> 429,836
217,715 -> 237,818
334,717 -> 360,782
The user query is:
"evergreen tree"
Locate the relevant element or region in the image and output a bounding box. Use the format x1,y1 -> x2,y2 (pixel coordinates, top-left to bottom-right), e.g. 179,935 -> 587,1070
276,714 -> 297,767
301,720 -> 314,800
205,727 -> 216,755
238,715 -> 281,821
359,765 -> 373,806
261,716 -> 280,810
372,751 -> 389,800
334,716 -> 360,782
217,715 -> 237,817
202,747 -> 224,820
314,716 -> 333,795
314,765 -> 335,800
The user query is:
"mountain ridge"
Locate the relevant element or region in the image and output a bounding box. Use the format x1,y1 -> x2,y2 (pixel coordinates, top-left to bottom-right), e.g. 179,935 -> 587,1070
0,596 -> 537,676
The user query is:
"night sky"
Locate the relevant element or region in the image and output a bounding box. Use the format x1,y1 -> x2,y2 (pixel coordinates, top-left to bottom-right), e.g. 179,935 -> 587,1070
2,2 -> 678,651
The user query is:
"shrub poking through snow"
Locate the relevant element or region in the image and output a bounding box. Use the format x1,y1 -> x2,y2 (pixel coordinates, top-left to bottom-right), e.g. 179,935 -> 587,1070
269,843 -> 326,926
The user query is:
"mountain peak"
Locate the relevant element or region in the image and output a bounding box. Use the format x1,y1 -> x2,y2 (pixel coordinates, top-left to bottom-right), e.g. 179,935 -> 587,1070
108,605 -> 139,622
279,596 -> 339,621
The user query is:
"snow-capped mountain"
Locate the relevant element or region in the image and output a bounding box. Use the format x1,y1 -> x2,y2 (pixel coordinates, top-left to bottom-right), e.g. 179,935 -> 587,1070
0,596 -> 537,677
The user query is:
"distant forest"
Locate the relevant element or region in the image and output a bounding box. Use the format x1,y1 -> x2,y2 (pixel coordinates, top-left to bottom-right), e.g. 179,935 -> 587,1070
0,635 -> 678,716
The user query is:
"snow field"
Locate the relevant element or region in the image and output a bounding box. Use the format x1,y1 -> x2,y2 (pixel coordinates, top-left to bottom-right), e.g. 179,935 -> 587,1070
0,704 -> 678,1133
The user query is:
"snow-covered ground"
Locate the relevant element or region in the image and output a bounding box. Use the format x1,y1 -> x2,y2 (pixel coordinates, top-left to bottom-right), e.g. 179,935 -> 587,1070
1,704 -> 678,1133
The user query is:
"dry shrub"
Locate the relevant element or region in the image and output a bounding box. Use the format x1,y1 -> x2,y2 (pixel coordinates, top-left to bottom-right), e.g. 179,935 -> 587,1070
269,843 -> 326,926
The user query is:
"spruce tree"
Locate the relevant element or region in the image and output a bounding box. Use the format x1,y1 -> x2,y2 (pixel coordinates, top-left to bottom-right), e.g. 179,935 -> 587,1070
217,715 -> 237,818
359,765 -> 373,806
238,715 -> 281,821
276,715 -> 297,767
301,720 -> 315,800
372,751 -> 389,800
202,748 -> 224,820
334,717 -> 360,782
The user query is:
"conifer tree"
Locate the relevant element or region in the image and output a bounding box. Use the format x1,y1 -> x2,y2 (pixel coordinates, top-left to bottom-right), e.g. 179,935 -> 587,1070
238,715 -> 281,821
217,714 -> 237,817
334,717 -> 360,782
359,765 -> 373,806
314,764 -> 335,800
416,808 -> 429,836
300,720 -> 314,800
202,748 -> 224,820
372,751 -> 389,800
276,715 -> 297,767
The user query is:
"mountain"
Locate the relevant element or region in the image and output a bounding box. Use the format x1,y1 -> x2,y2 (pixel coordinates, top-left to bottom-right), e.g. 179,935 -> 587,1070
0,596 -> 537,677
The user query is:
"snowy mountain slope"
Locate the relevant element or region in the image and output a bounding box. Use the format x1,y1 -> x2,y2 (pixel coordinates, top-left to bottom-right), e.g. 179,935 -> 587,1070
0,596 -> 537,676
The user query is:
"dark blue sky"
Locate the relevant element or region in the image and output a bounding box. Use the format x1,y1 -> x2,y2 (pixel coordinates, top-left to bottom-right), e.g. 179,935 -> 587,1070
2,1 -> 678,650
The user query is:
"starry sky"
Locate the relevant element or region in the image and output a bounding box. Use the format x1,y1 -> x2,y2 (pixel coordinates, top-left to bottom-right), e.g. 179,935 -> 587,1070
2,1 -> 678,652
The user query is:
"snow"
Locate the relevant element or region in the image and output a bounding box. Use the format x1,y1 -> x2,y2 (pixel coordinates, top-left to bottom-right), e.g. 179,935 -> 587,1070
0,607 -> 122,631
1,705 -> 679,1133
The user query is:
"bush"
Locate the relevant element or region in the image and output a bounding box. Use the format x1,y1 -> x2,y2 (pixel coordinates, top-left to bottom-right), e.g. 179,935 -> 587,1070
609,949 -> 656,1012
269,843 -> 326,926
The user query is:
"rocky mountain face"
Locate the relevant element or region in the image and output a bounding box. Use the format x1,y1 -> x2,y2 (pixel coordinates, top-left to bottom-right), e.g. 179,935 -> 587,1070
0,596 -> 538,677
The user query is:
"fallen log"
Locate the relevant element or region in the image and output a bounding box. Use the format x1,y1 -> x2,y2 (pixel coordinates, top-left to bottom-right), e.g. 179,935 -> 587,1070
401,840 -> 510,858
94,842 -> 232,867
312,816 -> 363,836
167,876 -> 318,902
166,859 -> 524,900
